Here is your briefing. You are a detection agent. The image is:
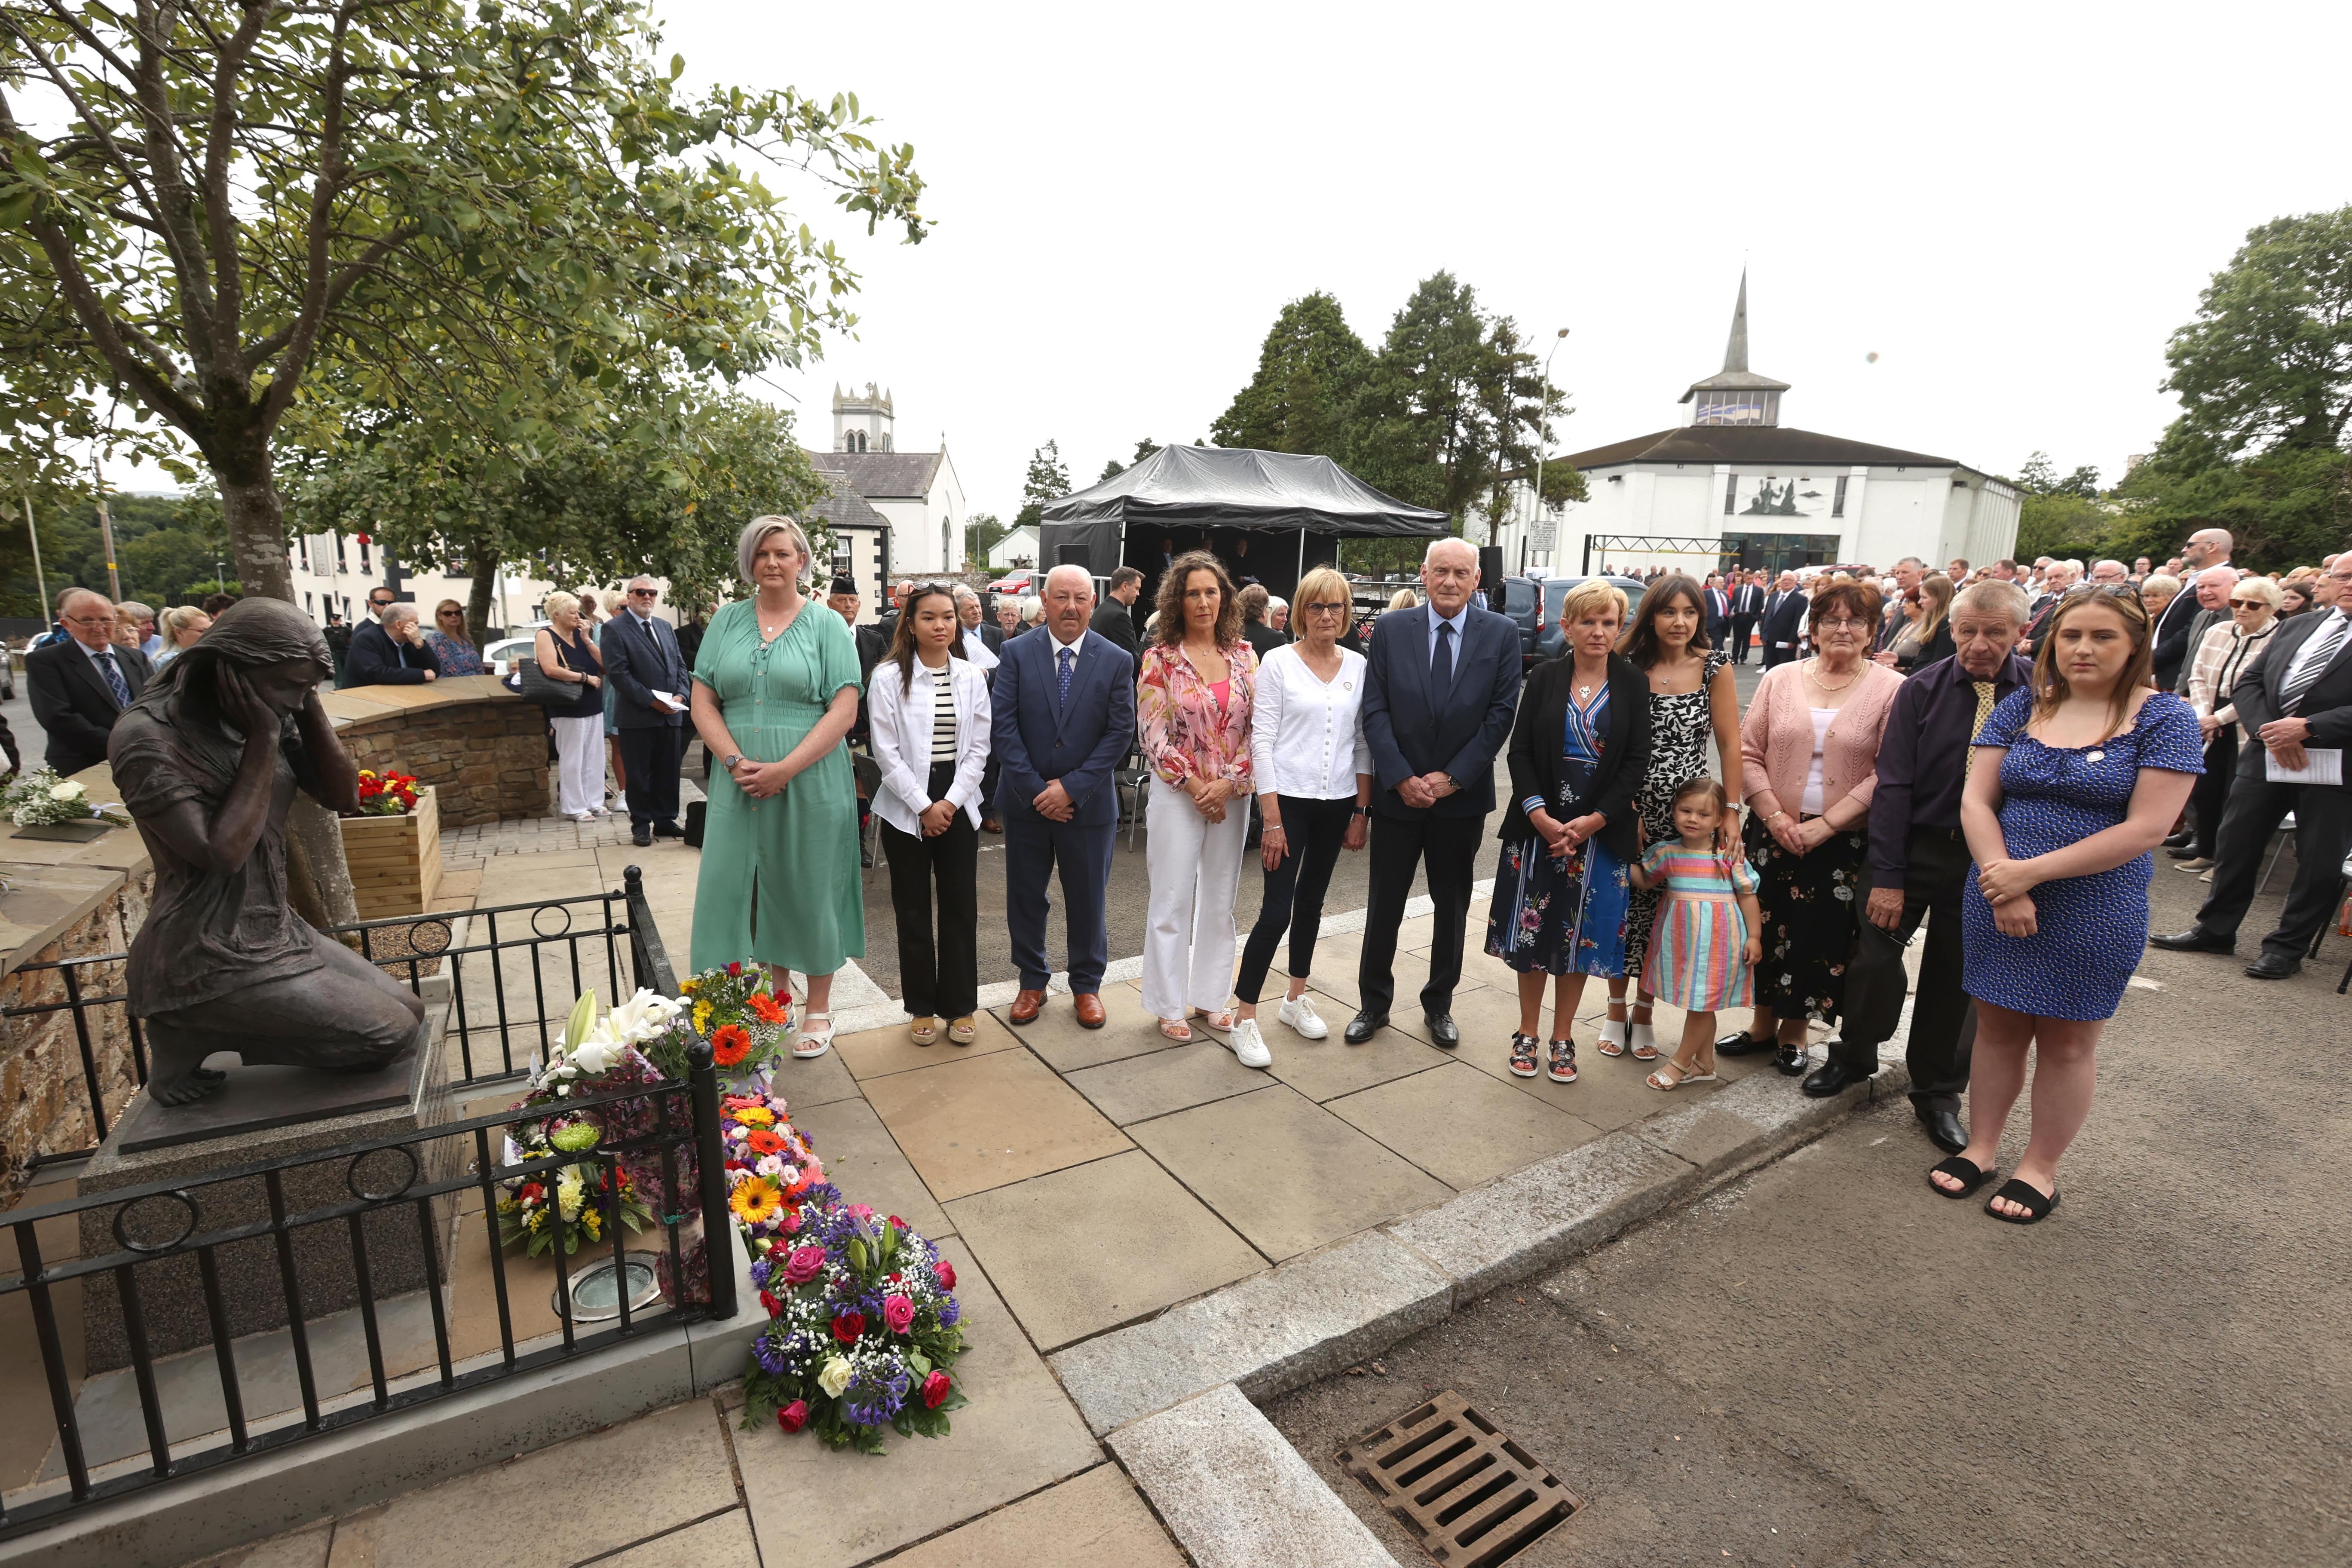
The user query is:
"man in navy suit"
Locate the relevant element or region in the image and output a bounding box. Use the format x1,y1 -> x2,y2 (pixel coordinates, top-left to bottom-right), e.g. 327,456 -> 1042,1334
598,576 -> 693,846
1348,539 -> 1524,1047
1728,571 -> 1764,664
992,565 -> 1137,1030
1702,573 -> 1733,649
1757,571 -> 1808,668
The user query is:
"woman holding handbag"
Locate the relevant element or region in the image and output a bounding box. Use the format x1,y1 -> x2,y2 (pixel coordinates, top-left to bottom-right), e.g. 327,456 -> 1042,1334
534,592 -> 608,821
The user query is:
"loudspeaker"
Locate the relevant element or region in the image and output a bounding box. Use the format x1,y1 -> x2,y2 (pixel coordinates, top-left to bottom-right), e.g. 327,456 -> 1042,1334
1479,545 -> 1506,607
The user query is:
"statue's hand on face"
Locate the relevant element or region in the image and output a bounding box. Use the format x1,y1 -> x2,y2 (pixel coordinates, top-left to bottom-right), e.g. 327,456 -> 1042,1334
217,665 -> 281,738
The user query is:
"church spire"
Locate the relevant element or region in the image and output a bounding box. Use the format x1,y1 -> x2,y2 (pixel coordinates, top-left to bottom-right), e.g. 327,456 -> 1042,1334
1723,269 -> 1750,374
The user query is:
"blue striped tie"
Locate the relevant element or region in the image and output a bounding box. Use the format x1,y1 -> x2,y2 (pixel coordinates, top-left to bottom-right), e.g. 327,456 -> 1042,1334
98,649 -> 131,709
1057,647 -> 1075,712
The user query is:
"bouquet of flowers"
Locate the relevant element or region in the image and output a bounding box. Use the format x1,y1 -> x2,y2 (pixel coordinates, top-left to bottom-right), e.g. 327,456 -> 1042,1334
719,1088 -> 827,1256
655,962 -> 794,1082
350,768 -> 420,816
741,1191 -> 968,1453
6,769 -> 112,829
496,1115 -> 656,1256
534,988 -> 686,1098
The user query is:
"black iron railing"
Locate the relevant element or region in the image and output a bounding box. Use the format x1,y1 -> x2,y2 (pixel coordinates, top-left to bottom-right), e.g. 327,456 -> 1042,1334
0,1041 -> 734,1539
2,866 -> 675,1168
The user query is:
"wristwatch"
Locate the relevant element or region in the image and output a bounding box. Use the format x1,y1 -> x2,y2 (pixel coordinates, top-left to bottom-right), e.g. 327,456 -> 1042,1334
722,753 -> 743,772
1353,805 -> 1374,818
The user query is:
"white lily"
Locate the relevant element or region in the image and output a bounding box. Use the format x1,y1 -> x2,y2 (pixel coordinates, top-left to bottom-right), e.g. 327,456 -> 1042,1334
606,988 -> 684,1044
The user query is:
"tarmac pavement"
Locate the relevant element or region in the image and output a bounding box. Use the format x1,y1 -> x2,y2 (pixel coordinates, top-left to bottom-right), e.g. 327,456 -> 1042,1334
1266,850 -> 2352,1567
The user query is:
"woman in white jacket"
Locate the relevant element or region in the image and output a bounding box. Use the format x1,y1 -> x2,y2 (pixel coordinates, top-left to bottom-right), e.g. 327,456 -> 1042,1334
867,583 -> 993,1044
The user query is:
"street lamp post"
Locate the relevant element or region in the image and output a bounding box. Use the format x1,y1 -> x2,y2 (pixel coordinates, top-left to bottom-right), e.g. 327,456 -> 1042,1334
1529,328 -> 1569,575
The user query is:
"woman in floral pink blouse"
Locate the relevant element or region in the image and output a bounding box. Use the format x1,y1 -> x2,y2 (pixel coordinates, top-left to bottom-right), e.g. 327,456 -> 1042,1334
1139,551 -> 1258,1041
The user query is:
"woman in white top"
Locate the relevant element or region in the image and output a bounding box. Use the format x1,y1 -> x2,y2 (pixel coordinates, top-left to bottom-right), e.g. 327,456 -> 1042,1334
868,583 -> 993,1045
1229,568 -> 1373,1069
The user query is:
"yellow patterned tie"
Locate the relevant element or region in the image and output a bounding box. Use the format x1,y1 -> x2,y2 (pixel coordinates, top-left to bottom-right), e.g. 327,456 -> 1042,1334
1963,681 -> 1997,778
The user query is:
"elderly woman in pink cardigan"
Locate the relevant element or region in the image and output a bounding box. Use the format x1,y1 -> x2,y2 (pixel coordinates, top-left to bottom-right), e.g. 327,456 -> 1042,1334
1718,579 -> 1905,1075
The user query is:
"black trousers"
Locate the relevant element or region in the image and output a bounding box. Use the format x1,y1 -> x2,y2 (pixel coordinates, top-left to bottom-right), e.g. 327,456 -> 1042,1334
879,760 -> 980,1018
1358,810 -> 1488,1019
2188,727 -> 2239,859
1235,795 -> 1354,1004
1761,640 -> 1798,669
2195,769 -> 2352,963
617,723 -> 684,827
1833,828 -> 1976,1112
1728,613 -> 1757,663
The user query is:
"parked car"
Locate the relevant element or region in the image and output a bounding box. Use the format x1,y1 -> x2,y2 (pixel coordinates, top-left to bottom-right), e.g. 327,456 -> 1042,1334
986,569 -> 1037,598
484,622 -> 550,678
1498,575 -> 1651,668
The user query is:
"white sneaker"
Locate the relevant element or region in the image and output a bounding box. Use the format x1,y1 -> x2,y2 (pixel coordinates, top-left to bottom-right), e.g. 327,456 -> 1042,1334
1230,1019 -> 1272,1069
1277,993 -> 1328,1040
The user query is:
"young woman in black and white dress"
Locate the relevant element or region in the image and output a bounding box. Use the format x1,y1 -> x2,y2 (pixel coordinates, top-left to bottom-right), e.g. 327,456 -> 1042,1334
1598,573 -> 1744,1063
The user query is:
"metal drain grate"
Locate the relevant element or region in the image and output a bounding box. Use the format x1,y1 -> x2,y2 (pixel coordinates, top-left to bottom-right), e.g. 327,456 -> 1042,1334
1338,1392 -> 1578,1567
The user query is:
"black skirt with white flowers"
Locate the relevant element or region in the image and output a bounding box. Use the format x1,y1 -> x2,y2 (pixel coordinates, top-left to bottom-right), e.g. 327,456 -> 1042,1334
1741,810 -> 1866,1024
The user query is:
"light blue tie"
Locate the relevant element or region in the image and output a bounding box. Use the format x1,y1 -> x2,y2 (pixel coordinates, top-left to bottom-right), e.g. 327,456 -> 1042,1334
1057,647 -> 1075,712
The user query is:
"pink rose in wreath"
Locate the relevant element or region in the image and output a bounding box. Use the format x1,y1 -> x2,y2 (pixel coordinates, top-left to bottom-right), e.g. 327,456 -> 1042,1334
882,1294 -> 916,1335
935,1259 -> 957,1290
782,1245 -> 827,1287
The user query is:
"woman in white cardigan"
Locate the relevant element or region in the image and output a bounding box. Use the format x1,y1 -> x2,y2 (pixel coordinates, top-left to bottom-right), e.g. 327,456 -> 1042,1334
867,584 -> 993,1045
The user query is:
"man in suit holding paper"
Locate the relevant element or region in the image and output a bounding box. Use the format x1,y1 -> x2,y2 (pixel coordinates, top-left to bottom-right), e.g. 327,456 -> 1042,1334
598,576 -> 693,846
2153,552 -> 2352,977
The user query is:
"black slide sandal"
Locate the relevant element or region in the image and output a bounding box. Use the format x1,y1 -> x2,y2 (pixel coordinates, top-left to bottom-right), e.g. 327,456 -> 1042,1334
1984,1178 -> 2059,1225
1927,1156 -> 1994,1200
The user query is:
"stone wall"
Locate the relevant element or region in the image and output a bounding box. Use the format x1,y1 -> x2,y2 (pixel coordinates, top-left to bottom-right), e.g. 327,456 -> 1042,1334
332,680 -> 551,827
0,869 -> 153,1205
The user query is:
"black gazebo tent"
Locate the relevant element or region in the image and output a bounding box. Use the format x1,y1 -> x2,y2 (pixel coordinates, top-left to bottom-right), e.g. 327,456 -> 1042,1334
1038,445 -> 1448,604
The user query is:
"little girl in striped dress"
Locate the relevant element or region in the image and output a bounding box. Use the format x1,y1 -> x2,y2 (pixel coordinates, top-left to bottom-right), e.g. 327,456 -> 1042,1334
1628,778 -> 1762,1091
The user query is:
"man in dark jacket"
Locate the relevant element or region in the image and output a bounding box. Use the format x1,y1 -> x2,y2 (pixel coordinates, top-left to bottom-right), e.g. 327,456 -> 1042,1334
1757,572 -> 1808,668
28,588 -> 150,776
1237,584 -> 1286,665
599,576 -> 693,846
339,602 -> 441,687
1088,567 -> 1143,672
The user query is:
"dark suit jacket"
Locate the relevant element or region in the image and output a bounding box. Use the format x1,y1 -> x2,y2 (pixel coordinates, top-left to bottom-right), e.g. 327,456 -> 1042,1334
339,620 -> 441,687
990,629 -> 1136,828
599,612 -> 692,729
1703,588 -> 1732,642
1242,621 -> 1286,666
1758,591 -> 1808,649
2229,608 -> 2352,775
28,638 -> 150,776
2170,607 -> 2222,695
1360,604 -> 1522,821
1087,600 -> 1141,673
1498,653 -> 1654,864
1731,583 -> 1764,617
2151,568 -> 2225,688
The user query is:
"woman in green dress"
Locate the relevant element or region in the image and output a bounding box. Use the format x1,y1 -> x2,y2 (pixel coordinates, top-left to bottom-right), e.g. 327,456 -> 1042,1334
689,516 -> 866,1058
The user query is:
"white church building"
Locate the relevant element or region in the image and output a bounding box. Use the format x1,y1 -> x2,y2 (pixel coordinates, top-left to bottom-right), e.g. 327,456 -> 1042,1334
1494,277 -> 2019,578
805,383 -> 968,591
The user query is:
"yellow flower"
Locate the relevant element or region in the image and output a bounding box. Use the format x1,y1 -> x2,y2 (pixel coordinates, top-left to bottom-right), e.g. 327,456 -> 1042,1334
680,979 -> 698,992
732,1106 -> 776,1127
693,1000 -> 713,1034
729,1178 -> 782,1225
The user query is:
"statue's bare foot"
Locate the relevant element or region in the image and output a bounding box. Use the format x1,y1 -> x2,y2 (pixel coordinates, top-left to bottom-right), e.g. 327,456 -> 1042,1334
147,1041 -> 228,1106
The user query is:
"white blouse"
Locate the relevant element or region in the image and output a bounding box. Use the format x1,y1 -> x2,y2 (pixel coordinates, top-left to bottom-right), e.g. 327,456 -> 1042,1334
1250,643 -> 1374,801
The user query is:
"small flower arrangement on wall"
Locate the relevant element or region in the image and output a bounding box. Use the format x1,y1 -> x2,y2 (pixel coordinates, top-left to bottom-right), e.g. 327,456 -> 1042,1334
351,767 -> 421,816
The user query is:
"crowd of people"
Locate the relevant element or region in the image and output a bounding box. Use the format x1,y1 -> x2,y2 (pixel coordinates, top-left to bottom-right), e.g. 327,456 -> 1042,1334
20,520 -> 2345,1228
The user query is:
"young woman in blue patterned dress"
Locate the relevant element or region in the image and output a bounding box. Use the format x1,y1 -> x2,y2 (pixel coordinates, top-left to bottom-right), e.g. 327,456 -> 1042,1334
1485,580 -> 1653,1084
1932,588 -> 2202,1222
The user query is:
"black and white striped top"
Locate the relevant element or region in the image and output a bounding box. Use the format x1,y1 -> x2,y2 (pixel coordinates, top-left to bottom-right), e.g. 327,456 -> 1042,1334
920,666 -> 958,760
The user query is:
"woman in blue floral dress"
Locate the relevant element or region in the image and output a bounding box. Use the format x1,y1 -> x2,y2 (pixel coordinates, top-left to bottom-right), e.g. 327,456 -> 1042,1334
1932,588 -> 2201,1224
1485,579 -> 1652,1084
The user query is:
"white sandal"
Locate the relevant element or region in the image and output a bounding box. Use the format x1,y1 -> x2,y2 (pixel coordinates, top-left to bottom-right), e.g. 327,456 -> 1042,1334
792,1011 -> 835,1059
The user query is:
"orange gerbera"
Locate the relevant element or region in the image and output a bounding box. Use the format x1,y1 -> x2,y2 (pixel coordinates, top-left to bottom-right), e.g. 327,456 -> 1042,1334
747,990 -> 790,1025
746,1127 -> 787,1156
711,1024 -> 753,1067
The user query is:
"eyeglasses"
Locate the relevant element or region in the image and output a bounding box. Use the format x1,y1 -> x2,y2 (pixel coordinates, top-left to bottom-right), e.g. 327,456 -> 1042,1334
2229,597 -> 2266,607
628,588 -> 657,597
1302,601 -> 1349,616
63,614 -> 112,628
1813,616 -> 1866,631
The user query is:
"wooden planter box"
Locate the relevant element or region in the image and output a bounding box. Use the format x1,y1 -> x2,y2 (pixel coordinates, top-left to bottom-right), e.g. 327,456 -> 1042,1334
341,785 -> 443,920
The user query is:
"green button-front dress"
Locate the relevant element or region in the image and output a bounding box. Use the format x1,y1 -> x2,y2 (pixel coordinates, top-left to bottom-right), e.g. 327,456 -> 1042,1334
689,597 -> 866,976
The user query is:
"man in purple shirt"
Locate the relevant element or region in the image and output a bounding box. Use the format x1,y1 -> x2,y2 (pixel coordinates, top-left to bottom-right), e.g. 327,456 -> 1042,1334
1807,579 -> 2034,1155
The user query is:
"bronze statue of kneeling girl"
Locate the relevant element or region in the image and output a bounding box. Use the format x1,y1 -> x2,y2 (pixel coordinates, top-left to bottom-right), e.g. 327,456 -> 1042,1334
110,598 -> 427,1107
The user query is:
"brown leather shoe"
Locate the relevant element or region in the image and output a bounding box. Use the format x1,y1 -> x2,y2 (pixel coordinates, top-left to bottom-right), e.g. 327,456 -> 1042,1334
1009,988 -> 1045,1025
1072,992 -> 1107,1029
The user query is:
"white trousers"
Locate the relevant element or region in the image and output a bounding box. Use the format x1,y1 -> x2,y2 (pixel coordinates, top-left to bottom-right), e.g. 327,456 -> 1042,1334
1141,782 -> 1248,1020
552,715 -> 604,817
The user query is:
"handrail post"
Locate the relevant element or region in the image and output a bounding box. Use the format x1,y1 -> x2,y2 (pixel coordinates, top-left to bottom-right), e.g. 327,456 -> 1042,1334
687,1037 -> 735,1321
623,865 -> 677,997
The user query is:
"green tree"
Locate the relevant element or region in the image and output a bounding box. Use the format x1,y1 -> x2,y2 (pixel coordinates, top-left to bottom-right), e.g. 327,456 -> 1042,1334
2010,451 -> 2102,500
1098,437 -> 1160,484
2110,437 -> 2350,572
1211,293 -> 1368,456
1012,440 -> 1069,531
0,0 -> 925,600
965,510 -> 1007,563
2164,207 -> 2352,456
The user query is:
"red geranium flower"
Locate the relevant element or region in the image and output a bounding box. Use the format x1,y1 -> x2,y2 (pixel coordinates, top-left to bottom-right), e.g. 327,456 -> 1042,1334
830,1311 -> 865,1344
710,1024 -> 753,1067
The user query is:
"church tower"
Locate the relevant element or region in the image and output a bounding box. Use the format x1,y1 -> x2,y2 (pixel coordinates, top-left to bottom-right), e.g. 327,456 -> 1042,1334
1678,272 -> 1791,427
833,382 -> 895,453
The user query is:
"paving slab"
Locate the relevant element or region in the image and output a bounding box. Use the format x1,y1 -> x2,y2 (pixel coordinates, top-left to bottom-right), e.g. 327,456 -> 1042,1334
1107,1383 -> 1396,1568
1326,1060 -> 1607,1191
598,1510 -> 760,1568
190,1522 -> 333,1568
1452,1008 -> 1743,1133
860,1047 -> 1134,1204
1383,1129 -> 1701,1298
832,1010 -> 1021,1081
1128,1085 -> 1451,1262
1063,1036 -> 1271,1124
735,1240 -> 1103,1568
1259,997 -> 1451,1103
792,1094 -> 955,1241
1048,1230 -> 1454,1436
1001,985 -> 1187,1073
761,1041 -> 864,1110
882,1462 -> 1183,1568
944,1149 -> 1263,1351
367,1399 -> 733,1568
1636,1053 -> 1901,1180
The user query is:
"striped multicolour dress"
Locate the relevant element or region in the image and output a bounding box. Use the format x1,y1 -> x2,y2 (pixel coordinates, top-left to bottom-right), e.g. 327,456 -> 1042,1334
1637,843 -> 1759,1012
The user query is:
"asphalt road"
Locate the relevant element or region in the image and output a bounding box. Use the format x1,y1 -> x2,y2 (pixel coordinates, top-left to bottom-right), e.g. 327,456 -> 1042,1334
1267,861 -> 2352,1566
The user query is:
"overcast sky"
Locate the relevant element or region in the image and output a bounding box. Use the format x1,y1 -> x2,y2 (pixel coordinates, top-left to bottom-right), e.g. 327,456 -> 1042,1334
94,2 -> 2351,513
648,0 -> 2349,520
